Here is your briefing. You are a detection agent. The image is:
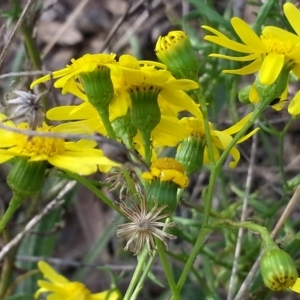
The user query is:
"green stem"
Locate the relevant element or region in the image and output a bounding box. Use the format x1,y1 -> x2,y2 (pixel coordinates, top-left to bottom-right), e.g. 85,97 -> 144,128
142,129 -> 152,165
172,98 -> 270,298
193,88 -> 216,165
156,239 -> 181,300
123,247 -> 149,300
131,254 -> 156,300
99,109 -> 117,140
0,193 -> 25,234
0,229 -> 18,298
278,118 -> 293,189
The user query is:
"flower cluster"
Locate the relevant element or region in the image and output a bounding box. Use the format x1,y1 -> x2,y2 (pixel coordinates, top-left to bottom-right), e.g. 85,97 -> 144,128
203,2 -> 300,115
5,3 -> 300,298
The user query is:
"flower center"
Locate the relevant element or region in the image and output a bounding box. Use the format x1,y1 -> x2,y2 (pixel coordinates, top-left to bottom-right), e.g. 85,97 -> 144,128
261,35 -> 297,55
64,282 -> 91,300
15,124 -> 65,156
151,157 -> 185,174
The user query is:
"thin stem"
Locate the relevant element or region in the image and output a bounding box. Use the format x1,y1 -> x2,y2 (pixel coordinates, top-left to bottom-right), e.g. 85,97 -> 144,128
156,239 -> 181,300
0,193 -> 26,234
130,252 -> 156,300
193,88 -> 216,165
123,247 -> 149,300
142,129 -> 152,165
0,229 -> 18,298
99,109 -> 117,140
172,99 -> 270,298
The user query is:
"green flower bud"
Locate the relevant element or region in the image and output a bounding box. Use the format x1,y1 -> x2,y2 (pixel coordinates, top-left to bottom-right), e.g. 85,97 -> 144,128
0,157 -> 47,233
155,31 -> 199,81
80,66 -> 116,138
111,109 -> 137,148
7,157 -> 47,199
129,86 -> 161,133
238,85 -> 251,104
260,248 -> 298,291
254,65 -> 291,105
175,135 -> 205,176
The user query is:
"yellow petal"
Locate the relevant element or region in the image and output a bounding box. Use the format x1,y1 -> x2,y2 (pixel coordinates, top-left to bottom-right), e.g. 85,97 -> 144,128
222,113 -> 253,135
290,278 -> 300,293
249,84 -> 259,103
259,53 -> 284,85
204,36 -> 253,53
54,119 -> 105,134
223,58 -> 262,75
288,90 -> 300,115
164,79 -> 199,90
48,155 -> 98,175
231,17 -> 267,52
209,53 -> 259,62
213,131 -> 240,168
284,3 -> 300,37
152,115 -> 190,147
237,128 -> 259,144
46,105 -> 96,121
37,261 -> 69,285
292,65 -> 300,78
159,90 -> 202,119
202,25 -> 229,39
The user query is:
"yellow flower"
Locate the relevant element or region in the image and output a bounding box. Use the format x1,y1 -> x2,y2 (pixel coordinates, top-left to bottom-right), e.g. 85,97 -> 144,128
30,53 -> 117,96
35,261 -> 119,300
142,157 -> 189,188
0,114 -> 119,175
202,13 -> 300,86
179,112 -> 259,168
110,54 -> 201,119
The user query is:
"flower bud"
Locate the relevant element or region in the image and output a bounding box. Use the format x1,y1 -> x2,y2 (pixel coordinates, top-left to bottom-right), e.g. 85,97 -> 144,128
238,85 -> 251,104
155,31 -> 199,81
260,248 -> 298,291
7,157 -> 47,199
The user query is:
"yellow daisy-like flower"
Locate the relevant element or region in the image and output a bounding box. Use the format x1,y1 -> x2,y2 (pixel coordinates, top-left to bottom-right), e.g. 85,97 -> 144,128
202,12 -> 300,86
110,54 -> 201,119
35,261 -> 119,300
179,112 -> 259,168
142,157 -> 189,188
30,53 -> 117,97
0,114 -> 119,175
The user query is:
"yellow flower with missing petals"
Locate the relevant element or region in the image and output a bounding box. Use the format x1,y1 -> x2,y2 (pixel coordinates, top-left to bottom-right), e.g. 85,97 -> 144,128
179,112 -> 259,168
0,114 -> 119,175
203,14 -> 300,86
35,261 -> 119,300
